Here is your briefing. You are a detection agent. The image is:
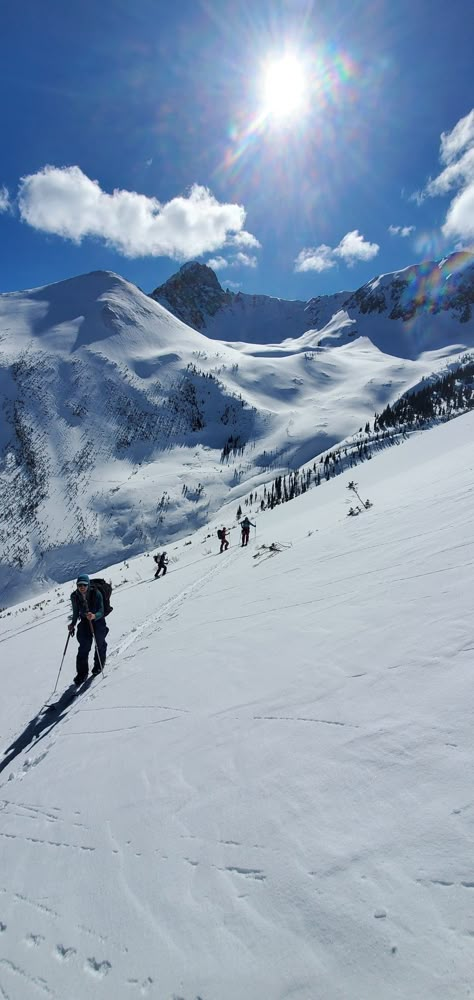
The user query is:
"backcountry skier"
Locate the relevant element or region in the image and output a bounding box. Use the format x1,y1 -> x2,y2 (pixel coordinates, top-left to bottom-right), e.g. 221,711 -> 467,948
240,516 -> 255,547
68,574 -> 108,686
154,551 -> 169,578
217,527 -> 229,553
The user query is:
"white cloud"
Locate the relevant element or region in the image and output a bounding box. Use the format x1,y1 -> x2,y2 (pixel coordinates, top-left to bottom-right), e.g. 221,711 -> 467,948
207,256 -> 228,271
295,231 -> 379,273
426,148 -> 474,197
440,109 -> 474,165
442,183 -> 474,243
0,185 -> 10,212
389,224 -> 415,237
334,230 -> 379,266
17,165 -> 252,260
227,231 -> 261,249
207,250 -> 258,272
294,245 -> 336,273
232,251 -> 257,268
421,109 -> 474,244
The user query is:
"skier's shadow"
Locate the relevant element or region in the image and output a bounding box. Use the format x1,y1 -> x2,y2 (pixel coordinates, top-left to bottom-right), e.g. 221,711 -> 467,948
0,680 -> 92,777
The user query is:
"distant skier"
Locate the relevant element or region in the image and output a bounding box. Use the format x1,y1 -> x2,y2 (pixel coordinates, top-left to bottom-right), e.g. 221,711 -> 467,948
217,527 -> 229,553
154,552 -> 169,578
240,516 -> 255,547
68,574 -> 108,686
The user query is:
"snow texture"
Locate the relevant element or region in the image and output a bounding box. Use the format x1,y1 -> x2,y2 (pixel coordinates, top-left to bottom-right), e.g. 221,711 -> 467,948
1,410 -> 473,999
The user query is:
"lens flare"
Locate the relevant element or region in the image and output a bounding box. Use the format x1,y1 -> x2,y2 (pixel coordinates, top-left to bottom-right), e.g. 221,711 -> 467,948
394,251 -> 474,331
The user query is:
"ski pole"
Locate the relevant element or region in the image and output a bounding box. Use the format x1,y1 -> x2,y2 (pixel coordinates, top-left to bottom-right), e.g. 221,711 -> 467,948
51,634 -> 71,696
89,618 -> 104,675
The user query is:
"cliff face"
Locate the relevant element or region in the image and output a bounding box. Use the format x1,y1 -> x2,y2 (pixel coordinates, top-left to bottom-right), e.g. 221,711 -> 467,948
151,261 -> 233,332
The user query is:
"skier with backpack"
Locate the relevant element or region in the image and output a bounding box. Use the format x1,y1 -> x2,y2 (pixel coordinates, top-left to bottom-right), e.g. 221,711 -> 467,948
67,574 -> 112,686
240,516 -> 255,547
153,551 -> 169,578
217,526 -> 229,553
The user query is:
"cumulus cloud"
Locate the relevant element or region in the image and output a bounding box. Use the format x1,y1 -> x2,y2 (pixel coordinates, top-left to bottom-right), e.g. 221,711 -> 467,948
295,230 -> 379,273
17,165 -> 253,260
232,251 -> 257,268
0,185 -> 11,212
389,224 -> 415,237
207,256 -> 228,270
207,250 -> 258,272
420,110 -> 474,244
227,230 -> 261,249
334,230 -> 379,265
294,245 -> 336,273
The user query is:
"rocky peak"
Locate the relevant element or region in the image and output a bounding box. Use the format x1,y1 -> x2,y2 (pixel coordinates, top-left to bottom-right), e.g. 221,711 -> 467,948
150,261 -> 233,331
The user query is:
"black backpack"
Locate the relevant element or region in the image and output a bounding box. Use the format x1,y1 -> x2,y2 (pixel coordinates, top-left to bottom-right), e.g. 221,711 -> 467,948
217,529 -> 223,540
90,578 -> 113,616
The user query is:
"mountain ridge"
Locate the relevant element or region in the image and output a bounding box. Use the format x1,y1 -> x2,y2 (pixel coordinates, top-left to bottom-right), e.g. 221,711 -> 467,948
151,251 -> 474,347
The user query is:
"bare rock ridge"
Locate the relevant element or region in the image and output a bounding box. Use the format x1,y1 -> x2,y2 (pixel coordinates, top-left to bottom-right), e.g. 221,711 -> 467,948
151,261 -> 233,333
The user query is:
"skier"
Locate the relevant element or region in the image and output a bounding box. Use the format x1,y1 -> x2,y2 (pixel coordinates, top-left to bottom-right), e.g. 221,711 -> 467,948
240,516 -> 255,547
68,574 -> 108,686
154,551 -> 169,578
218,527 -> 229,553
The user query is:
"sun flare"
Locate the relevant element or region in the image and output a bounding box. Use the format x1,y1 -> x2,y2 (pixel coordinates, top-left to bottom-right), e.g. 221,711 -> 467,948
260,54 -> 307,120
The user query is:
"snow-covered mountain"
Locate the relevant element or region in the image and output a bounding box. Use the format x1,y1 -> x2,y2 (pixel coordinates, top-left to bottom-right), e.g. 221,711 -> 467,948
1,409 -> 473,1000
1,253 -> 474,606
151,251 -> 474,352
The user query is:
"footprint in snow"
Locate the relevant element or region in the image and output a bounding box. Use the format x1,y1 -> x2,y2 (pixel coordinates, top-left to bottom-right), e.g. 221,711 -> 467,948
85,956 -> 112,977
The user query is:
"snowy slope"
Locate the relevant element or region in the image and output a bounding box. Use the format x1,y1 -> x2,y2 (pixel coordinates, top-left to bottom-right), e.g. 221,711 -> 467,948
0,410 -> 473,1000
1,257 -> 473,605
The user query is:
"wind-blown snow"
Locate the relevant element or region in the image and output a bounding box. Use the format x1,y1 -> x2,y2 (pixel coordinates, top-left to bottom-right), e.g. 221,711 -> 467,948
1,410 -> 473,999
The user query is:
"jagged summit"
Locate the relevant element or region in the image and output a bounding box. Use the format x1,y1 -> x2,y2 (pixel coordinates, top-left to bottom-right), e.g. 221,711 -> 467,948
151,261 -> 231,332
178,261 -> 222,286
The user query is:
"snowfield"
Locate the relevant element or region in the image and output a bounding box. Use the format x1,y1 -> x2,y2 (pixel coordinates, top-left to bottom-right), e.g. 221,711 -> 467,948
1,254 -> 473,606
1,410 -> 473,999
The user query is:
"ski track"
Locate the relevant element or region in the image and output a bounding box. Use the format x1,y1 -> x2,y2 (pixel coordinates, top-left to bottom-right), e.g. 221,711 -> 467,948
1,551 -> 237,786
110,547 -> 241,658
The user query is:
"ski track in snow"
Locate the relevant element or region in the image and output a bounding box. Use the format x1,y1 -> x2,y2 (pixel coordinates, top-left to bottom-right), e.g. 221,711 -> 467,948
0,549 -> 238,785
1,413 -> 474,999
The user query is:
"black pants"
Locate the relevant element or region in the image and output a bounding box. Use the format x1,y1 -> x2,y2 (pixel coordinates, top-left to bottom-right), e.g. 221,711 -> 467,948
76,618 -> 108,680
155,565 -> 167,577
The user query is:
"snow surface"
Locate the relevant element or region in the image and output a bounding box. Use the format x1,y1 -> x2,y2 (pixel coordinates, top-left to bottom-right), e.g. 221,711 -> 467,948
1,410 -> 473,999
2,266 -> 473,605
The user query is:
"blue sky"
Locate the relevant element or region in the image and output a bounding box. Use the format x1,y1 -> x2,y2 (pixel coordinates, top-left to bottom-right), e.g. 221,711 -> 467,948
1,0 -> 473,299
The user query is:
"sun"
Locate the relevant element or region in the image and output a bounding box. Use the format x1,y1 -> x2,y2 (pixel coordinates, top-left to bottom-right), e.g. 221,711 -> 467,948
260,54 -> 307,120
